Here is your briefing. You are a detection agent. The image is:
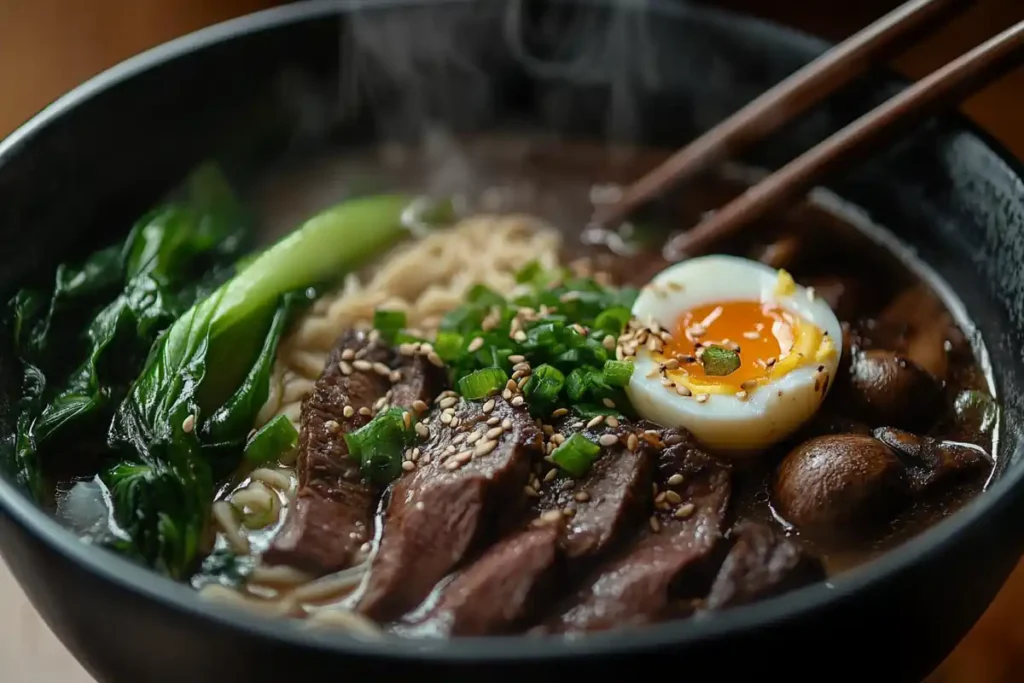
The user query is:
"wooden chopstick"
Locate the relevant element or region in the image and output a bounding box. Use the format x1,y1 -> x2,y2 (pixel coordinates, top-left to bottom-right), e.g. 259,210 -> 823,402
590,0 -> 975,228
667,19 -> 1024,259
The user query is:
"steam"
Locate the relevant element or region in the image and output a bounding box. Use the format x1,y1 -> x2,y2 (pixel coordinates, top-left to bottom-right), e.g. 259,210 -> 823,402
324,0 -> 667,178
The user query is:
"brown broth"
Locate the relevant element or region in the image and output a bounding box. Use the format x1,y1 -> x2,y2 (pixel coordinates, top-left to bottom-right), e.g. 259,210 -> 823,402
249,133 -> 996,576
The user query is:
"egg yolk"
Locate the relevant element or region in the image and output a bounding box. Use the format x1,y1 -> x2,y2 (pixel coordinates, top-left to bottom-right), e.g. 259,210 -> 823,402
663,300 -> 823,393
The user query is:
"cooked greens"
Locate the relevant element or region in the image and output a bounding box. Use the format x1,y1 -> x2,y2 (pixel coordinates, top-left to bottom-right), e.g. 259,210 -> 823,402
2,171 -> 417,578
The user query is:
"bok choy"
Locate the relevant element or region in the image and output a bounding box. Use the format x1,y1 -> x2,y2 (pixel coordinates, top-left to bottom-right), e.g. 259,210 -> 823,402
103,193 -> 413,577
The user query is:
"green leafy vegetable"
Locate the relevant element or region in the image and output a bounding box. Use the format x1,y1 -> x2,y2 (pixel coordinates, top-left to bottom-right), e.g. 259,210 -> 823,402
701,345 -> 741,376
550,432 -> 601,478
2,163 -> 250,500
244,415 -> 299,466
344,407 -> 417,483
102,193 -> 413,577
191,548 -> 256,591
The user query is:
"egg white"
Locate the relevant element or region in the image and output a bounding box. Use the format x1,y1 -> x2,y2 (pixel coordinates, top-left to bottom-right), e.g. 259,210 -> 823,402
625,255 -> 843,455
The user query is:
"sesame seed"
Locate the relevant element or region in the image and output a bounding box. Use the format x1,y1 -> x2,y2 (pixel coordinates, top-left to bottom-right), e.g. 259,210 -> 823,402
550,433 -> 566,445
466,431 -> 482,445
735,390 -> 748,400
371,362 -> 389,376
741,380 -> 759,391
412,400 -> 428,414
359,407 -> 372,416
402,412 -> 412,429
660,378 -> 675,388
598,434 -> 619,447
675,503 -> 695,518
602,398 -> 616,408
444,459 -> 462,471
575,491 -> 590,502
338,361 -> 353,375
649,516 -> 661,532
440,412 -> 453,425
551,407 -> 569,418
676,385 -> 692,397
627,433 -> 639,451
427,352 -> 445,367
743,331 -> 760,340
501,389 -> 513,400
389,370 -> 402,383
439,396 -> 458,409
541,510 -> 563,523
341,348 -> 356,361
524,485 -> 540,497
474,440 -> 498,457
586,415 -> 605,429
325,420 -> 340,434
508,354 -> 526,364
182,414 -> 196,434
513,330 -> 528,342
511,396 -> 525,407
544,468 -> 558,482
695,393 -> 709,403
664,359 -> 680,370
455,450 -> 473,464
402,460 -> 416,472
467,337 -> 485,353
479,400 -> 494,414
667,474 -> 684,486
485,427 -> 504,440
665,490 -> 682,504
342,405 -> 355,419
352,360 -> 372,372
646,368 -> 660,379
501,419 -> 512,429
603,335 -> 616,351
487,417 -> 500,426
606,416 -> 620,428
414,423 -> 429,438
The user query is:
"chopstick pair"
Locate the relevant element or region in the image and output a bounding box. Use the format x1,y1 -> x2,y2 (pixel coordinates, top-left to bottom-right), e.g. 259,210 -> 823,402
592,0 -> 1024,257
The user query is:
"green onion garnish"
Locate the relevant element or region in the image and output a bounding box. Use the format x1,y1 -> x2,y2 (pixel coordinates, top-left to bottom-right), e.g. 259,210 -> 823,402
522,364 -> 565,412
244,414 -> 298,465
701,345 -> 741,376
550,432 -> 601,478
594,306 -> 631,335
602,360 -> 633,387
372,309 -> 407,344
457,366 -> 509,399
434,330 -> 464,362
344,407 -> 416,484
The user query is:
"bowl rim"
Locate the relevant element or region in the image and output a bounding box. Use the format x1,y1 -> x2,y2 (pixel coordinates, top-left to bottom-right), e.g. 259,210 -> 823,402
1,0 -> 1023,663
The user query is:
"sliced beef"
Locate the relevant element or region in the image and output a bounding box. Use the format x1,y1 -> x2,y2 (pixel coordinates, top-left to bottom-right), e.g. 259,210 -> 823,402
538,416 -> 656,560
872,426 -> 992,493
357,395 -> 543,622
263,331 -> 445,575
407,416 -> 655,635
704,522 -> 825,610
541,429 -> 731,633
414,524 -> 564,637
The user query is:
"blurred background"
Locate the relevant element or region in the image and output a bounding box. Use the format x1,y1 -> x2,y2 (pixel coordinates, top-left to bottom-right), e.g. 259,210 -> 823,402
0,0 -> 1021,681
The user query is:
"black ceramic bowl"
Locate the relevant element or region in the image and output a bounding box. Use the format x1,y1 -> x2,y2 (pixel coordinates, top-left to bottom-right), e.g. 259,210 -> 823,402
1,1 -> 1023,682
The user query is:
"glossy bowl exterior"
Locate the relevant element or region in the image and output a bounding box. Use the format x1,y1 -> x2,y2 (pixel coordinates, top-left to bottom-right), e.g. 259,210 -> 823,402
1,2 -> 1023,682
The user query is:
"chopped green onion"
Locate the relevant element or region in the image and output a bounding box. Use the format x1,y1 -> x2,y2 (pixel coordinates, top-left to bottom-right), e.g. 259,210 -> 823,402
602,360 -> 633,387
523,364 -> 565,411
515,260 -> 543,285
244,414 -> 298,465
343,408 -> 415,484
571,403 -> 623,420
701,345 -> 741,376
373,309 -> 407,343
550,433 -> 601,478
566,368 -> 590,402
594,306 -> 631,335
457,366 -> 509,399
434,330 -> 464,361
466,284 -> 504,307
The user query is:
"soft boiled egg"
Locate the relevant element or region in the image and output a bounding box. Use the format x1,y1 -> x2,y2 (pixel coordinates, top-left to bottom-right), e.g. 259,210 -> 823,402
624,255 -> 842,455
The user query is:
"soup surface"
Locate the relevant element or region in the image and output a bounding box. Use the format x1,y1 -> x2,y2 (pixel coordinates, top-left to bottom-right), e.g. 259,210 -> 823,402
7,135 -> 996,639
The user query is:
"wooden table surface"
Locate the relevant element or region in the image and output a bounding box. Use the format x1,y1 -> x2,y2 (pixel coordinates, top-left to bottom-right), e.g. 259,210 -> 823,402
0,1 -> 1022,681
